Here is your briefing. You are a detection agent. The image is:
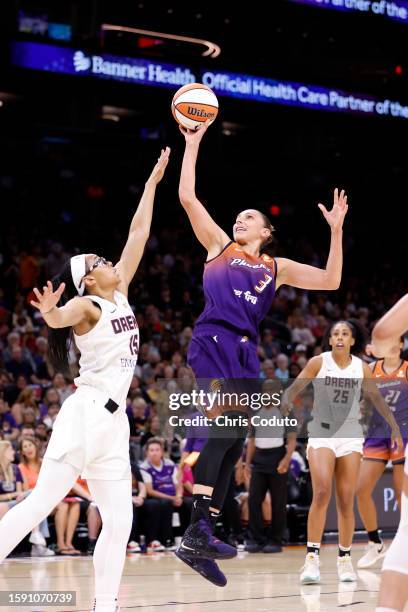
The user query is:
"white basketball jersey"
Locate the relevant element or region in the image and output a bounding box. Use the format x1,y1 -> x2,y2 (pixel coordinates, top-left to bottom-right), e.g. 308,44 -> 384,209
74,291 -> 139,407
310,351 -> 364,437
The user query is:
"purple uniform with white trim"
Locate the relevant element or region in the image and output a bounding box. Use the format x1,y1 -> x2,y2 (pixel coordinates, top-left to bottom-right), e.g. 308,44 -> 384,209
188,241 -> 277,380
363,359 -> 408,464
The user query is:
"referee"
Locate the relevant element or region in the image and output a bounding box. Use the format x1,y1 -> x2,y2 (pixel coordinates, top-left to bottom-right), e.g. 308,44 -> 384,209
245,379 -> 297,553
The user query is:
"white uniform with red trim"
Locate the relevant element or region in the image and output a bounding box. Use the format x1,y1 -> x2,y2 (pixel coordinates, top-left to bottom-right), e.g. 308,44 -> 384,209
44,290 -> 139,480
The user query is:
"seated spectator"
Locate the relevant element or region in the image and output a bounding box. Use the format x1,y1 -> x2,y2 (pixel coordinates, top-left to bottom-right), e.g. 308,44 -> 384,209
39,387 -> 61,420
288,362 -> 302,378
51,481 -> 82,555
2,331 -> 32,364
43,401 -> 60,430
52,372 -> 73,404
127,464 -> 147,554
291,315 -> 316,348
128,398 -> 148,464
33,422 -> 50,457
20,407 -> 38,430
0,441 -> 25,521
18,436 -> 54,556
260,359 -> 276,380
140,415 -> 162,448
140,437 -> 191,551
32,337 -> 52,380
292,344 -> 308,362
0,399 -> 19,443
69,478 -> 102,556
5,346 -> 34,382
181,463 -> 194,496
275,354 -> 290,381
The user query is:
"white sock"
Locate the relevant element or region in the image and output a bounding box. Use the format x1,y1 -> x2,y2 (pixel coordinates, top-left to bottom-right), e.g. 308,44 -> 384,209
87,479 -> 132,612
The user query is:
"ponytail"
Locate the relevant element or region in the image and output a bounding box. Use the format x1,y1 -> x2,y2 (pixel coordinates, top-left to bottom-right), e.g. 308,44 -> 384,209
47,261 -> 80,374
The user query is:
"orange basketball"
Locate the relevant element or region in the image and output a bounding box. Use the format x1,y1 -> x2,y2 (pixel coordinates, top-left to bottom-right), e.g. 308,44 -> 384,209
171,83 -> 219,130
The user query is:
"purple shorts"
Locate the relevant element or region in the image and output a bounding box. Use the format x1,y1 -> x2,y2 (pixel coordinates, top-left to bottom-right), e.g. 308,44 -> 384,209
363,436 -> 407,464
188,325 -> 260,379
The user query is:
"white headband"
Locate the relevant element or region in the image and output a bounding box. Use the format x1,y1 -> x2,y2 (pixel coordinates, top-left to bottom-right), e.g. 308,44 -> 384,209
70,254 -> 87,296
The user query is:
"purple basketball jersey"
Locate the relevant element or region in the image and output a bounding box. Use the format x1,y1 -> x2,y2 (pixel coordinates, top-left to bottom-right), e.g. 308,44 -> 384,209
194,241 -> 277,342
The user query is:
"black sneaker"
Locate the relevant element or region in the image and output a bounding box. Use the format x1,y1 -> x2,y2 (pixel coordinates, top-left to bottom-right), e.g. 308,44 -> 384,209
245,542 -> 263,553
179,519 -> 237,560
175,548 -> 227,587
262,543 -> 282,553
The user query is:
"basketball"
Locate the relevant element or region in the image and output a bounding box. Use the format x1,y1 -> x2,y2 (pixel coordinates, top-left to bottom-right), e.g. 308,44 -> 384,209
171,83 -> 219,130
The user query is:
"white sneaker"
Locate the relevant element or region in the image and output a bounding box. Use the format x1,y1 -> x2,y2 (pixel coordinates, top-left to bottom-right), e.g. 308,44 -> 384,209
357,541 -> 387,568
31,544 -> 55,557
29,530 -> 46,546
300,552 -> 321,584
147,540 -> 165,552
127,541 -> 141,553
337,555 -> 357,582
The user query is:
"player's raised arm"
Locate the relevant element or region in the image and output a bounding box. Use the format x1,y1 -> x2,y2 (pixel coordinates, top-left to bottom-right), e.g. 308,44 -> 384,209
371,293 -> 408,358
178,124 -> 230,258
276,188 -> 348,290
115,147 -> 170,290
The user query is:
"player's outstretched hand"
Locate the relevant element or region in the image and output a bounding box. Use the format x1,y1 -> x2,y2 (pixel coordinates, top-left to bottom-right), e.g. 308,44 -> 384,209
318,188 -> 348,232
30,281 -> 65,314
391,425 -> 404,454
179,121 -> 210,145
147,147 -> 171,186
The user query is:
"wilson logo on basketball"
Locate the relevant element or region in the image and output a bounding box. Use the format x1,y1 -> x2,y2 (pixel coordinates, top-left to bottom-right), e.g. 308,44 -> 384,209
186,106 -> 216,119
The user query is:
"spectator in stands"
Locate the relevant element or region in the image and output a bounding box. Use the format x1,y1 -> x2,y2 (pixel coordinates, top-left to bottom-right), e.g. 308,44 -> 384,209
52,372 -> 73,404
140,437 -> 189,551
43,402 -> 60,430
51,484 -> 82,556
18,436 -> 54,556
140,415 -> 162,448
0,399 -> 19,443
291,316 -> 316,348
275,354 -> 290,381
68,478 -> 102,555
5,346 -> 34,382
0,441 -> 25,520
32,337 -> 52,380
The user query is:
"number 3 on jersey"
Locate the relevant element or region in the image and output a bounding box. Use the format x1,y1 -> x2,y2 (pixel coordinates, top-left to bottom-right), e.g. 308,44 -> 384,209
129,332 -> 139,356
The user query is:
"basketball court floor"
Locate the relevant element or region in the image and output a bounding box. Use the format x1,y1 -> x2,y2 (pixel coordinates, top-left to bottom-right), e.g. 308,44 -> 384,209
2,542 -> 404,612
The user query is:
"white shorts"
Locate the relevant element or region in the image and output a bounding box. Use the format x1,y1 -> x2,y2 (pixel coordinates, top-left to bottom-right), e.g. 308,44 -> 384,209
307,437 -> 364,459
44,385 -> 131,480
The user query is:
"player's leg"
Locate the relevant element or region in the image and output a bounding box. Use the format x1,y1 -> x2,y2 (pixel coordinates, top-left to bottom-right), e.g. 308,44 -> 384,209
175,436 -> 243,585
87,478 -> 133,612
246,471 -> 269,551
376,470 -> 408,612
334,451 -> 361,581
0,458 -> 80,562
300,445 -> 336,584
357,438 -> 390,569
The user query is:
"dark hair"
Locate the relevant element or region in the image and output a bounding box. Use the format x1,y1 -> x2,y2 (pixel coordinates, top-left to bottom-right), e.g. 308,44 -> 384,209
258,211 -> 275,248
145,437 -> 164,451
322,319 -> 368,355
47,260 -> 80,374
